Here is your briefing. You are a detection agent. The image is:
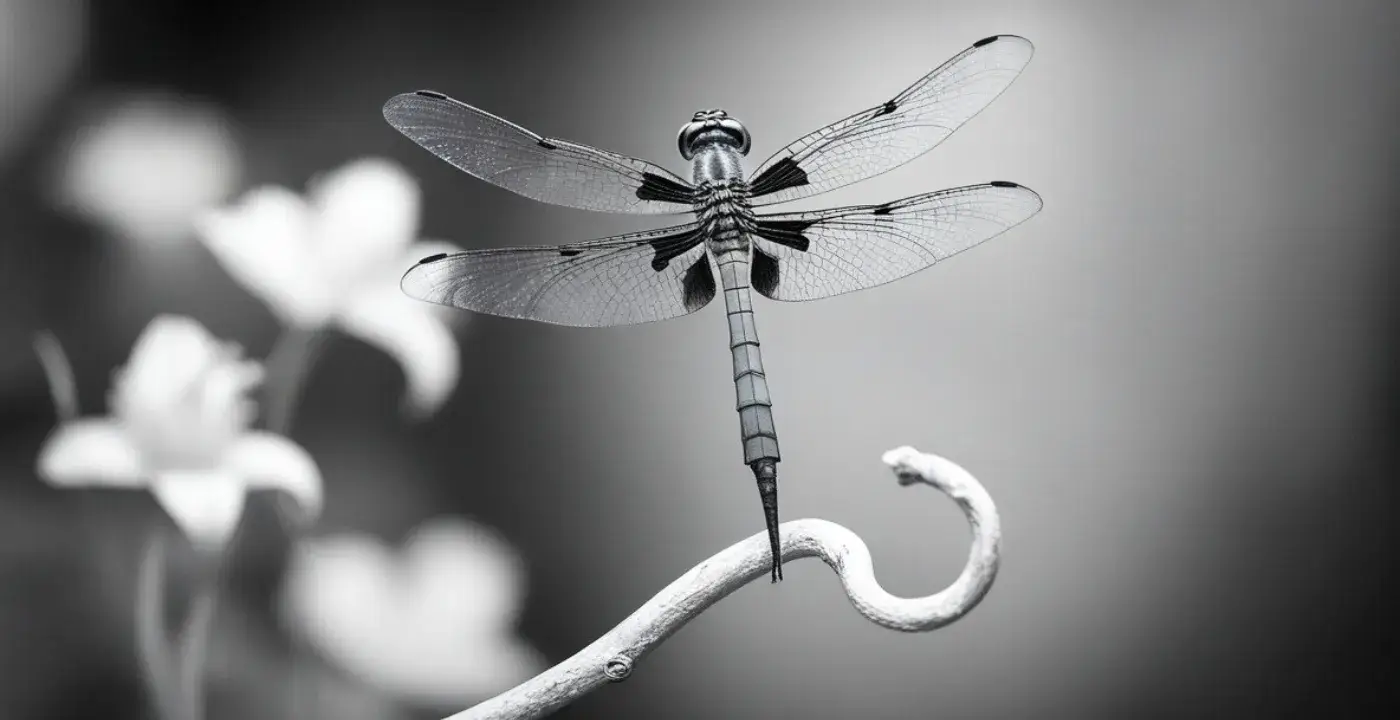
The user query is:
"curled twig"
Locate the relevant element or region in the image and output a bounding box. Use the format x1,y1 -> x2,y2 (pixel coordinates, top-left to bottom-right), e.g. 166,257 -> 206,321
447,446 -> 1002,719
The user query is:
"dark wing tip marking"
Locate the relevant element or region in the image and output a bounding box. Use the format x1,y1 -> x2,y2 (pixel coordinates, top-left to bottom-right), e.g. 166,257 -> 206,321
871,203 -> 895,216
973,34 -> 1034,52
400,260 -> 439,301
538,138 -> 559,150
987,180 -> 1044,210
874,99 -> 898,117
385,91 -> 454,125
559,248 -> 582,257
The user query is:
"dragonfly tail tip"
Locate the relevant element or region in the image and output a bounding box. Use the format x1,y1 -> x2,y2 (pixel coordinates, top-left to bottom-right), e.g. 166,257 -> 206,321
752,459 -> 784,583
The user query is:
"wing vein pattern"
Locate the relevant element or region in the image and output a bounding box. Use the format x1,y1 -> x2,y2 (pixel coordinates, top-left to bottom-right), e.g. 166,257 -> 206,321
749,182 -> 1042,301
384,91 -> 695,214
747,35 -> 1034,206
400,223 -> 717,327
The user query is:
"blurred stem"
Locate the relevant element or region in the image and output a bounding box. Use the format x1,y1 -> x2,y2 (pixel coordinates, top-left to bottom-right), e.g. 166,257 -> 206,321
264,326 -> 326,435
136,530 -> 222,720
262,326 -> 327,719
32,331 -> 79,421
176,581 -> 218,720
136,532 -> 180,720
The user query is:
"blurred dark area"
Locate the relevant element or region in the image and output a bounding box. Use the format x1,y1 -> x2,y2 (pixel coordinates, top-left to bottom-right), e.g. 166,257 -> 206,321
3,0 -> 1400,718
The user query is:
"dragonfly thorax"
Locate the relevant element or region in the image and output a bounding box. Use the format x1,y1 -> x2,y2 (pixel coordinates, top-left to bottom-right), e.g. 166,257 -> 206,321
697,181 -> 755,254
691,140 -> 747,188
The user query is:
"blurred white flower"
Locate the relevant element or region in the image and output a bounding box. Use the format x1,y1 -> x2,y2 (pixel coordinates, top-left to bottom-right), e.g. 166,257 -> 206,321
197,158 -> 461,416
55,92 -> 241,247
282,518 -> 542,707
37,315 -> 321,549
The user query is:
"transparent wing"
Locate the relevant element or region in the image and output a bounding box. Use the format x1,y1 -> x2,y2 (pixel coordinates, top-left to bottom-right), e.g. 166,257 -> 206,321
747,35 -> 1034,207
749,181 -> 1042,301
383,91 -> 696,214
401,224 -> 715,327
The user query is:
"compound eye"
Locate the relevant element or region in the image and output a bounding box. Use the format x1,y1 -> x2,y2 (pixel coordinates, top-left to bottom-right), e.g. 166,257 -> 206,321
677,123 -> 699,160
718,118 -> 752,156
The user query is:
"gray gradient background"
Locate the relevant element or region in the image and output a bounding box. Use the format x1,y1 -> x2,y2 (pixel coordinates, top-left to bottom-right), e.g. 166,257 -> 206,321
2,0 -> 1399,718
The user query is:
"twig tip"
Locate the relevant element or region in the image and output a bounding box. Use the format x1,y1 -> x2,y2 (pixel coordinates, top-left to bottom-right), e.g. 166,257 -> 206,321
881,445 -> 929,485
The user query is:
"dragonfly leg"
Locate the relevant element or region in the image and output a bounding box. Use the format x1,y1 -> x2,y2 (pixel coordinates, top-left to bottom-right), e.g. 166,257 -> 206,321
751,458 -> 782,582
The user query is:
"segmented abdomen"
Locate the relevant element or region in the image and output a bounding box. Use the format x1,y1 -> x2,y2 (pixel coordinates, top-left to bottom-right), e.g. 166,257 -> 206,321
713,247 -> 780,464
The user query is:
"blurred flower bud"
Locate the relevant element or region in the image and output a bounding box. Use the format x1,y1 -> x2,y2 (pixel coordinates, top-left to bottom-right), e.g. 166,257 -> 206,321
37,316 -> 322,550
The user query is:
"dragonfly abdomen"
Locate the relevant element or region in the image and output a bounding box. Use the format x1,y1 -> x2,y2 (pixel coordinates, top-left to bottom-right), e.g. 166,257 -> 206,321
714,245 -> 785,581
714,249 -> 779,463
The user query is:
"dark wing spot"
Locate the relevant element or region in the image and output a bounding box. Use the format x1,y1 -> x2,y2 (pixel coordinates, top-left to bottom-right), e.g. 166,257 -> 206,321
647,229 -> 705,271
538,138 -> 559,150
748,157 -> 810,198
871,203 -> 896,216
753,219 -> 812,252
973,35 -> 1001,48
559,247 -> 582,257
873,99 -> 898,117
414,90 -> 448,100
751,247 -> 781,298
989,180 -> 1021,188
636,172 -> 696,204
418,252 -> 449,264
681,257 -> 716,312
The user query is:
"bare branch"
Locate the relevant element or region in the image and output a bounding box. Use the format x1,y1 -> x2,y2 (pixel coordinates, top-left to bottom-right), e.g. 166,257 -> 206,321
447,446 -> 1002,719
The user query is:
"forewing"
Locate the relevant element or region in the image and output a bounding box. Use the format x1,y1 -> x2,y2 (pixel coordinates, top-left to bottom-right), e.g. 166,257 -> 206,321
749,182 -> 1042,301
384,91 -> 696,214
401,224 -> 715,327
747,35 -> 1034,206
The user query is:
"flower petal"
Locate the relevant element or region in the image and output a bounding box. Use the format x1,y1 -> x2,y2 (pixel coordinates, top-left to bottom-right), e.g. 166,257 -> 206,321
37,418 -> 145,487
223,432 -> 323,522
197,187 -> 336,326
109,315 -> 265,469
280,520 -> 541,707
57,93 -> 240,247
403,519 -> 525,633
113,315 -> 225,411
337,285 -> 459,418
310,158 -> 421,285
150,470 -> 247,549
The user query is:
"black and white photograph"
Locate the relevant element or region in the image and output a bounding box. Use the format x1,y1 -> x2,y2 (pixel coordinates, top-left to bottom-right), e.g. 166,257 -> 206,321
1,1 -> 1397,718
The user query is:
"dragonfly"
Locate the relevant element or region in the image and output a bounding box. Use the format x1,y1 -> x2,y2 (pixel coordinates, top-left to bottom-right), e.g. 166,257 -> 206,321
384,34 -> 1041,582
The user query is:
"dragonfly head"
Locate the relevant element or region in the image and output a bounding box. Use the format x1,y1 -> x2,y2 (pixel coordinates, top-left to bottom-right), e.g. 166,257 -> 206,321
678,109 -> 751,160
